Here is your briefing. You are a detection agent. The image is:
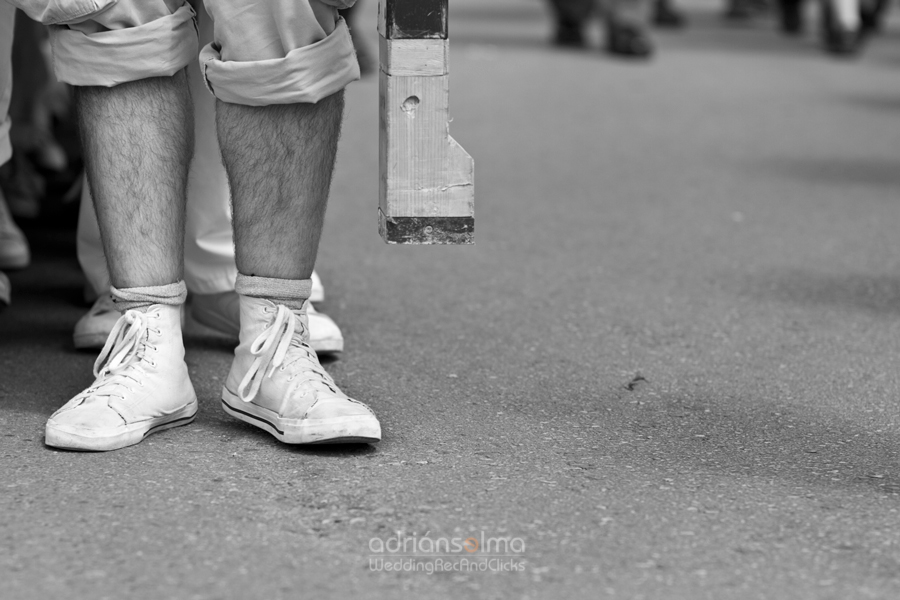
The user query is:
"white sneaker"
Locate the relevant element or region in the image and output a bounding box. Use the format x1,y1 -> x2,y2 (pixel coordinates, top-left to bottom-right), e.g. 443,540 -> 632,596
73,294 -> 119,349
310,270 -> 325,303
221,296 -> 380,444
307,304 -> 344,353
46,304 -> 198,451
73,294 -> 186,351
192,290 -> 344,353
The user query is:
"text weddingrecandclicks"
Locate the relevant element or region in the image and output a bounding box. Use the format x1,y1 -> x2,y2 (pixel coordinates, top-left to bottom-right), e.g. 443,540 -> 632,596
368,531 -> 527,574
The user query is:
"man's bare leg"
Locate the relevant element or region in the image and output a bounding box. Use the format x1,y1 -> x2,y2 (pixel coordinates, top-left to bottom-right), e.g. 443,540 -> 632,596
75,71 -> 193,288
216,91 -> 380,445
216,91 -> 343,281
46,71 -> 199,452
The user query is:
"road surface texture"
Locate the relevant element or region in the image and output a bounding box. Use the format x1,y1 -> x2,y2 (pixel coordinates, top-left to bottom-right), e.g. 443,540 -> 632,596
2,1 -> 900,598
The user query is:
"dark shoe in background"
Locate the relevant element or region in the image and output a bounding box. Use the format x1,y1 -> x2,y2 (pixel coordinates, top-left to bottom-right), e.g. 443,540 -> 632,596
554,18 -> 587,48
778,0 -> 804,33
859,0 -> 889,32
606,21 -> 655,58
653,0 -> 688,28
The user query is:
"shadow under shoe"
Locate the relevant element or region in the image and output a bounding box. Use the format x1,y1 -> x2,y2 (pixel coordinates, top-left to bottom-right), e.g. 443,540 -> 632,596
46,304 -> 198,451
222,296 -> 380,445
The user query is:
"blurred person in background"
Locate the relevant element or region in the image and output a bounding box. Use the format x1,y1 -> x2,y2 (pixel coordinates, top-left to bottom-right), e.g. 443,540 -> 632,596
778,0 -> 890,54
0,3 -> 28,310
0,9 -> 76,220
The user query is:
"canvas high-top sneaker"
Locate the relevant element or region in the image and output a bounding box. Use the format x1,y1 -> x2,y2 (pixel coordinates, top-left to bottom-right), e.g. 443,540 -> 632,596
222,296 -> 380,444
45,304 -> 198,451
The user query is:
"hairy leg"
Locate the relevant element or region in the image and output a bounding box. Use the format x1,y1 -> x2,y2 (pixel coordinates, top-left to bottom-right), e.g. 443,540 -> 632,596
216,91 -> 344,280
75,71 -> 193,288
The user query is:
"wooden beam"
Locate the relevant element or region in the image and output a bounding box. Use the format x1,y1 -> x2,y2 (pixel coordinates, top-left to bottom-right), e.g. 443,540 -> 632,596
378,0 -> 474,245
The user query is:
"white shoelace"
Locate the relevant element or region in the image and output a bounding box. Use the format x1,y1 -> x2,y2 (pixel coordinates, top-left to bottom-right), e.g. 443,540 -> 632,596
237,305 -> 338,403
71,310 -> 156,403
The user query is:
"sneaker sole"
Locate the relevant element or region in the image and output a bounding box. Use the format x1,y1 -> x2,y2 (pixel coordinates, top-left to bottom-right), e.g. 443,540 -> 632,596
45,400 -> 198,451
222,387 -> 380,444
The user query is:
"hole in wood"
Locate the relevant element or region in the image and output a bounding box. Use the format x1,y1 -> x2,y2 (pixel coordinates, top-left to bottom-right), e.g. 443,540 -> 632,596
401,96 -> 420,117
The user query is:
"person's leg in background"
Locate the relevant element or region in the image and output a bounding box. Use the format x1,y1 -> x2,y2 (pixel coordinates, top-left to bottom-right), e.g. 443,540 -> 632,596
822,0 -> 865,55
203,0 -> 380,444
340,1 -> 375,75
777,0 -> 805,33
187,3 -> 341,351
859,0 -> 890,32
0,4 -> 30,280
0,2 -> 24,309
42,0 -> 201,450
1,9 -> 71,222
73,2 -> 343,353
547,0 -> 595,47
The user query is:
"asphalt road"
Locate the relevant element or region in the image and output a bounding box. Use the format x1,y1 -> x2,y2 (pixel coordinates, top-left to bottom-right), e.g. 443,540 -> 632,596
3,1 -> 900,598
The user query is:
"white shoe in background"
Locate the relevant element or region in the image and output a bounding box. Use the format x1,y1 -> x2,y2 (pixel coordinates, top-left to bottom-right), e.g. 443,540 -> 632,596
73,294 -> 119,349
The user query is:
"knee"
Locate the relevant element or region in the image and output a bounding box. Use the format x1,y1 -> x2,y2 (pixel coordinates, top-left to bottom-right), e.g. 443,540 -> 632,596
200,1 -> 360,106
